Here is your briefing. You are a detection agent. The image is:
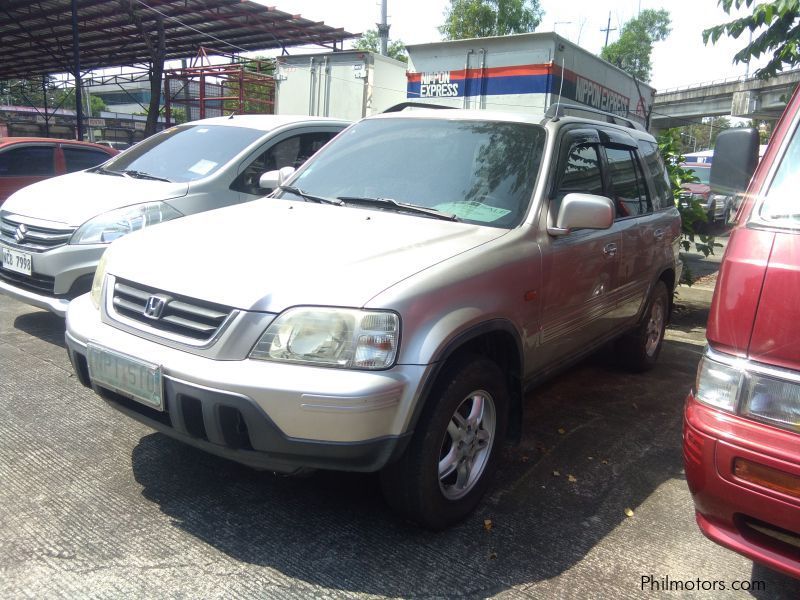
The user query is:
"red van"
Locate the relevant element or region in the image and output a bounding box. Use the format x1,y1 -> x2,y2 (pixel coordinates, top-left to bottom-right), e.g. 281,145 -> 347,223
684,89 -> 800,579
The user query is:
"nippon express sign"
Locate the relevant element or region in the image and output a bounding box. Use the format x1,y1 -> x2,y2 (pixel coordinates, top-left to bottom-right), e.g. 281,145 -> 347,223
417,71 -> 460,98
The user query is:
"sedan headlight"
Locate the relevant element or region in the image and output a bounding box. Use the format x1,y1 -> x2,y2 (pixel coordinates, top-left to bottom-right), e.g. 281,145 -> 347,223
695,350 -> 800,433
71,202 -> 182,245
250,307 -> 399,370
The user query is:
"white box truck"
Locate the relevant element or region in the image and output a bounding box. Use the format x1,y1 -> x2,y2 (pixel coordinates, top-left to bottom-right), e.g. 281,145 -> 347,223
406,32 -> 655,126
275,51 -> 407,120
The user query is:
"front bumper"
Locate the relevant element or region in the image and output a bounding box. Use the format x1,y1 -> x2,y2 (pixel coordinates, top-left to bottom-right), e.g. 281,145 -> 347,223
684,392 -> 800,579
0,242 -> 104,316
66,294 -> 429,473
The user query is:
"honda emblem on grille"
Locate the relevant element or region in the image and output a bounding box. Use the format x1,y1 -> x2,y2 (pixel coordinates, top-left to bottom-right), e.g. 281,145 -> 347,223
143,294 -> 169,320
14,224 -> 27,244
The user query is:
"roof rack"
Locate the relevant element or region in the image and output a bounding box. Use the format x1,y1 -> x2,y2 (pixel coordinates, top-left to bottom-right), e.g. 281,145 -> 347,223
545,103 -> 646,131
382,102 -> 456,113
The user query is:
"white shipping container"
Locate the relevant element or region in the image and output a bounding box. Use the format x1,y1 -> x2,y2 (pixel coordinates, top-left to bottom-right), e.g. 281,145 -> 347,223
275,51 -> 407,120
406,32 -> 656,126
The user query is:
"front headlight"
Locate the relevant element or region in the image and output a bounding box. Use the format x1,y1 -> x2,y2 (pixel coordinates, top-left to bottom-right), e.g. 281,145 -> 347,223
90,249 -> 110,309
744,374 -> 800,433
71,202 -> 182,245
695,355 -> 743,412
250,307 -> 399,370
695,350 -> 800,434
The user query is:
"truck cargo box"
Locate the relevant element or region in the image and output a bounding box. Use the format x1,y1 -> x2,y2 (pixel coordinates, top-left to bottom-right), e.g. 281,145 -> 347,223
406,32 -> 655,126
275,51 -> 407,120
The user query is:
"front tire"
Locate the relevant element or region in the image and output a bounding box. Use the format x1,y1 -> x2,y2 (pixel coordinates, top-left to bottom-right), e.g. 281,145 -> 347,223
380,355 -> 509,530
616,280 -> 668,372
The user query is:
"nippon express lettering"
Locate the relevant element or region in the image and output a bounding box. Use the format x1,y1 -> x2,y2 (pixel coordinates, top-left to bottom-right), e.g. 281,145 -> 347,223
574,75 -> 630,115
419,72 -> 460,98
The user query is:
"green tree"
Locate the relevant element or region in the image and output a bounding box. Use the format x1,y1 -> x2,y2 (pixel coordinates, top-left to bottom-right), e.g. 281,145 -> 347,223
666,116 -> 732,154
658,133 -> 719,282
439,0 -> 543,40
354,29 -> 408,63
704,0 -> 800,79
600,9 -> 671,82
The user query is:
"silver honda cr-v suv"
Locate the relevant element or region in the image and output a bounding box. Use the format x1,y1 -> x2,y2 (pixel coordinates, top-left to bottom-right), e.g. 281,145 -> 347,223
65,104 -> 682,529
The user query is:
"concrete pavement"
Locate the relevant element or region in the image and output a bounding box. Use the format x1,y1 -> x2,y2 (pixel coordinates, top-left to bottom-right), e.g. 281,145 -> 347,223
1,286 -> 798,598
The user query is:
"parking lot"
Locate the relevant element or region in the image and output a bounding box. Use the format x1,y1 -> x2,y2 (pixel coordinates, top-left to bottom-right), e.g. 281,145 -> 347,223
1,275 -> 799,599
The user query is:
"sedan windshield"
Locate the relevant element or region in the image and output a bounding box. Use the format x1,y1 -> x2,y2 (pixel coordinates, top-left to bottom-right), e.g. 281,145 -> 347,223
100,124 -> 265,183
285,118 -> 546,228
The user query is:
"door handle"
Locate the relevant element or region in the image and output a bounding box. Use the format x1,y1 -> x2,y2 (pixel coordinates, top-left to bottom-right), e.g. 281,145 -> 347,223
654,228 -> 665,240
603,242 -> 617,257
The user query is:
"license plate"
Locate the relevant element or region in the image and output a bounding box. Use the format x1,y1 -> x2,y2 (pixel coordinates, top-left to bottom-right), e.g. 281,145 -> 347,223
1,244 -> 32,276
87,343 -> 164,410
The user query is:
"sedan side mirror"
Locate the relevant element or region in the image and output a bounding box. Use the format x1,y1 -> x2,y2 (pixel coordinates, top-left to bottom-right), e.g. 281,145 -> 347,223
259,166 -> 296,190
548,193 -> 615,236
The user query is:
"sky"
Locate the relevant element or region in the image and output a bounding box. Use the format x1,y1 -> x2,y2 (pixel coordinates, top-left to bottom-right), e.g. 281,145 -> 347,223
270,0 -> 767,91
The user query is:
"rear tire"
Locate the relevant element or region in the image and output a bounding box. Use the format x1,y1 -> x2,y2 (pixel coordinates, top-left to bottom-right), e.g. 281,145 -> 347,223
616,281 -> 668,372
380,354 -> 509,530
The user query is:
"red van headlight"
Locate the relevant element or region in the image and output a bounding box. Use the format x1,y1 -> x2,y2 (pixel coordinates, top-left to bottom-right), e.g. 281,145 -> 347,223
695,349 -> 800,434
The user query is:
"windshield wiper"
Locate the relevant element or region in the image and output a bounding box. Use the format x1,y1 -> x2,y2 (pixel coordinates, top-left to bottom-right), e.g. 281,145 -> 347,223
120,169 -> 171,182
337,196 -> 459,221
91,166 -> 125,177
279,185 -> 342,205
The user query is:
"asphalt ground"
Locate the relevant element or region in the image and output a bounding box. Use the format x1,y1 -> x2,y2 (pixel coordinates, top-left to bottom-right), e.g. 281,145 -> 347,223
1,281 -> 799,599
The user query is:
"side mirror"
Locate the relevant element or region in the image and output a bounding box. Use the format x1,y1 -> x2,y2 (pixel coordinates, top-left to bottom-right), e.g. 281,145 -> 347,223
710,128 -> 759,196
258,165 -> 296,190
548,193 -> 615,236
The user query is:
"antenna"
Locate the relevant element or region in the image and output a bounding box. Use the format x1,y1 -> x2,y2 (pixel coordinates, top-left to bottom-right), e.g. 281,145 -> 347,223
553,54 -> 566,121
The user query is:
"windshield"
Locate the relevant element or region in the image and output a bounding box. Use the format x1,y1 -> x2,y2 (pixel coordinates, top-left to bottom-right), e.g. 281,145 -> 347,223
100,124 -> 265,183
759,121 -> 800,228
284,118 -> 545,228
684,165 -> 710,185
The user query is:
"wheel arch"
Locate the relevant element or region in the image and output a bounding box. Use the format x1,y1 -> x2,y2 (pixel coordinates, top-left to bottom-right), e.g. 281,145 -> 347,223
405,319 -> 525,447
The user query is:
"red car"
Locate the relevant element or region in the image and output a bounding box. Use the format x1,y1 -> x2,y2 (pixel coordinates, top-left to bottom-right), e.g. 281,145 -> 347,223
0,138 -> 117,205
684,87 -> 800,579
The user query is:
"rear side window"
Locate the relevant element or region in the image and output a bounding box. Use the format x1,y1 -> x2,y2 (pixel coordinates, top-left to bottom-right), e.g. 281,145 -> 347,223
605,147 -> 651,218
63,147 -> 111,172
637,140 -> 672,210
0,146 -> 55,177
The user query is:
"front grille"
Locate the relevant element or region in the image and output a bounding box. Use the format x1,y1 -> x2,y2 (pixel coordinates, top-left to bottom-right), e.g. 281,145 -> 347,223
111,278 -> 233,342
0,263 -> 55,295
0,213 -> 76,252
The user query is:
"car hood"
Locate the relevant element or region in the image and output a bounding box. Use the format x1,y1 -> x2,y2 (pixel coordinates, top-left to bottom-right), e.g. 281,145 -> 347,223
108,199 -> 508,312
2,171 -> 189,227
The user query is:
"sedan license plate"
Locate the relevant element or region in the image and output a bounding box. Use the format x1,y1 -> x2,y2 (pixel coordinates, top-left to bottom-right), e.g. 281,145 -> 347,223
1,244 -> 32,276
87,344 -> 163,410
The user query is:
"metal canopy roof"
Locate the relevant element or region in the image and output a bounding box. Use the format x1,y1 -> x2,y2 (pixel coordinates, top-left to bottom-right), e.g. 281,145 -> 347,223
0,0 -> 356,79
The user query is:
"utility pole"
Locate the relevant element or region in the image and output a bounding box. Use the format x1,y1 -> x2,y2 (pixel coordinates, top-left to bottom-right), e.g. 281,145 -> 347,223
377,0 -> 389,56
601,12 -> 617,48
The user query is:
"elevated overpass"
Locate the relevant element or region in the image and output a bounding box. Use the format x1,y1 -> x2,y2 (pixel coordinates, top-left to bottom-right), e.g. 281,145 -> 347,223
651,69 -> 800,131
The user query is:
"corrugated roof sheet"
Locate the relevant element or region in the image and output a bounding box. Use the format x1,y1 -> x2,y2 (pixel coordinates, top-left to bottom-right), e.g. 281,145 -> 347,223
0,0 -> 356,78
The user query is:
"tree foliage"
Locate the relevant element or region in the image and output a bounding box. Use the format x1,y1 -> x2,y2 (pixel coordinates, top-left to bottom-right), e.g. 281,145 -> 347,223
354,29 -> 408,63
658,132 -> 720,279
704,0 -> 800,79
600,9 -> 671,82
666,116 -> 733,154
439,0 -> 543,40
